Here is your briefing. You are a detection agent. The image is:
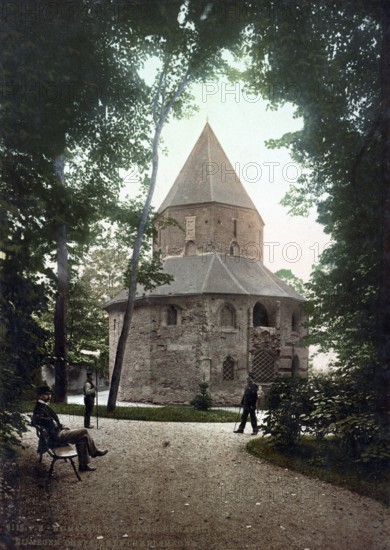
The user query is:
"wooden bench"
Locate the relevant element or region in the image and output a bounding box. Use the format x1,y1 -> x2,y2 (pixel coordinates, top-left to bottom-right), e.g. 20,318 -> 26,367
31,422 -> 81,482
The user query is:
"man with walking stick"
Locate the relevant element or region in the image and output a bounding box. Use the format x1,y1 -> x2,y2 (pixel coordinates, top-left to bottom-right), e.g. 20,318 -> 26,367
83,369 -> 96,429
234,373 -> 262,435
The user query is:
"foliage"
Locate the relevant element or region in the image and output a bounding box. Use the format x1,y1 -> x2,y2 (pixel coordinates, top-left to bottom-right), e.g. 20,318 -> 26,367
191,381 -> 213,411
262,372 -> 390,466
0,249 -> 48,455
275,269 -> 307,297
239,1 -> 387,379
262,377 -> 312,447
0,410 -> 28,458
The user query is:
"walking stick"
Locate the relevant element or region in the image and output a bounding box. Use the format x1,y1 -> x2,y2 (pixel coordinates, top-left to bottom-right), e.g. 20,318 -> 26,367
95,368 -> 99,430
233,406 -> 242,432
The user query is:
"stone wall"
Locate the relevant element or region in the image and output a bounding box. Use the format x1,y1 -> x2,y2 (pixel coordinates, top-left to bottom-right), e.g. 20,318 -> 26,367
108,293 -> 308,405
155,203 -> 264,260
42,365 -> 109,395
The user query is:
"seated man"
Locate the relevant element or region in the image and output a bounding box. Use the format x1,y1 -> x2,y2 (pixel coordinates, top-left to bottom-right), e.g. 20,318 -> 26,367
32,385 -> 108,472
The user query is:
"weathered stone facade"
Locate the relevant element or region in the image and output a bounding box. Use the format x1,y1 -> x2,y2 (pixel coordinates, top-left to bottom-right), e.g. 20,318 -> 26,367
106,124 -> 308,405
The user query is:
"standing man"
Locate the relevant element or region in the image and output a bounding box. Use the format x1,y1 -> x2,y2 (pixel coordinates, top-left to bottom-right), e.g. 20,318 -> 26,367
234,373 -> 260,435
83,369 -> 96,429
32,385 -> 107,472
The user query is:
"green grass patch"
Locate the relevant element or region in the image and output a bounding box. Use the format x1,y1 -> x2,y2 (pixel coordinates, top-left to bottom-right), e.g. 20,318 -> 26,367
21,401 -> 238,423
247,436 -> 390,507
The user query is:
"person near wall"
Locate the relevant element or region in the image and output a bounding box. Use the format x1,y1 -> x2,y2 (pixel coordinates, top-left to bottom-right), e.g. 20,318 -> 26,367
234,373 -> 260,435
83,369 -> 96,429
32,385 -> 107,472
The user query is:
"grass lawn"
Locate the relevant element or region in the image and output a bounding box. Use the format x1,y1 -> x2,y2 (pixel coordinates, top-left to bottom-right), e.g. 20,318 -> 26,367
247,436 -> 390,507
22,401 -> 238,423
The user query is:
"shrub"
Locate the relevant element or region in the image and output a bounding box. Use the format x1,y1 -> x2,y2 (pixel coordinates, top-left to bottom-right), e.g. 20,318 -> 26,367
262,377 -> 312,448
191,381 -> 213,411
263,370 -> 390,467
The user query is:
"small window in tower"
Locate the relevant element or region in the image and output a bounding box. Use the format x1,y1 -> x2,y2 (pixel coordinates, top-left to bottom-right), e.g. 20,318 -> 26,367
292,311 -> 299,331
167,305 -> 178,326
229,241 -> 239,256
185,241 -> 196,256
233,219 -> 237,238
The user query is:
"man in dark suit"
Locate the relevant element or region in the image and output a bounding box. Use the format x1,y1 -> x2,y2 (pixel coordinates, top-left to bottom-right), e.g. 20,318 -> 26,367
32,385 -> 108,472
234,373 -> 260,435
83,370 -> 96,428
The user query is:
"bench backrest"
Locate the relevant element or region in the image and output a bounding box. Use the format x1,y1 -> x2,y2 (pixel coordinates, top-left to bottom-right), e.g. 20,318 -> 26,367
33,425 -> 50,455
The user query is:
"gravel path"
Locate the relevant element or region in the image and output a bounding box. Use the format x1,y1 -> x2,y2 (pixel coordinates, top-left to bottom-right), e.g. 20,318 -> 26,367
3,415 -> 390,550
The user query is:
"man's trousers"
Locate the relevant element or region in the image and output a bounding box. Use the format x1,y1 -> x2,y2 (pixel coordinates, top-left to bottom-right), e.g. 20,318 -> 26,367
57,428 -> 99,468
237,408 -> 257,432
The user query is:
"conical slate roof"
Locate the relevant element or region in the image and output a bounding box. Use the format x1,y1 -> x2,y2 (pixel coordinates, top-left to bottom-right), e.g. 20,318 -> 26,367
157,123 -> 257,213
105,254 -> 304,309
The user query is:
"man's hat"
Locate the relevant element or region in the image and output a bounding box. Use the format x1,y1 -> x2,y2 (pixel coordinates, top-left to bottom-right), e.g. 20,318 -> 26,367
86,369 -> 94,375
36,385 -> 52,395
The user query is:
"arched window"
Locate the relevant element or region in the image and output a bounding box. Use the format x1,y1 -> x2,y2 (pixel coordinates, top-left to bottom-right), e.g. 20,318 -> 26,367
220,303 -> 235,328
253,303 -> 268,327
222,356 -> 235,381
292,355 -> 300,377
167,305 -> 178,326
229,241 -> 239,256
292,311 -> 299,332
252,350 -> 275,383
185,240 -> 196,256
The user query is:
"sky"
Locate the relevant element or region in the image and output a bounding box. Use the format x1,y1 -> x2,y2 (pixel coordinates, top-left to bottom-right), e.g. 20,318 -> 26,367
123,77 -> 330,282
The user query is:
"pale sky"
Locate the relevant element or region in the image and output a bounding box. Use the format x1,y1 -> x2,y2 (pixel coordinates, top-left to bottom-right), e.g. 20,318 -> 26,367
123,78 -> 329,282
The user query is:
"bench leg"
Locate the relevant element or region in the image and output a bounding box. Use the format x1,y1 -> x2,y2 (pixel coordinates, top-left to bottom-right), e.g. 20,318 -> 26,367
69,458 -> 82,482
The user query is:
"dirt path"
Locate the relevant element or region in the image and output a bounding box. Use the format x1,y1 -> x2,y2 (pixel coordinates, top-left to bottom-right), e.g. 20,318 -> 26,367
2,415 -> 390,550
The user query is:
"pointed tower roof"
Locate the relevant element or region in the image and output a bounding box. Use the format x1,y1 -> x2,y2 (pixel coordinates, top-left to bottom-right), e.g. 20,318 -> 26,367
157,123 -> 257,214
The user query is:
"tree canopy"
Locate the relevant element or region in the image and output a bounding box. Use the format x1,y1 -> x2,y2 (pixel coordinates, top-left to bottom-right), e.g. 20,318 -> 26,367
237,0 -> 390,426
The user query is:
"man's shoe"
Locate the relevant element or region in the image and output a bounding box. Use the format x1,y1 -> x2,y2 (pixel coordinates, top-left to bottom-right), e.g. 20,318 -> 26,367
86,425 -> 94,429
79,465 -> 96,472
251,430 -> 259,435
233,430 -> 244,433
95,450 -> 108,457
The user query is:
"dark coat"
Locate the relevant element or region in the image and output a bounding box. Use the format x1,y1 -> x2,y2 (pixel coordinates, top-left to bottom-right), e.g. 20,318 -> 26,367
241,382 -> 259,410
32,401 -> 63,444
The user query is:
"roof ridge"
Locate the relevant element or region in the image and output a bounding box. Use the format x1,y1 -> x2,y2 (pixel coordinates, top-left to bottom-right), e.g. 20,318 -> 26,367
215,254 -> 249,294
201,254 -> 216,293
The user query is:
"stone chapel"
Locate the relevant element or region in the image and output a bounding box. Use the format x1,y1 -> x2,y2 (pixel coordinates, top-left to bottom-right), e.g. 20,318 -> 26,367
105,123 -> 308,405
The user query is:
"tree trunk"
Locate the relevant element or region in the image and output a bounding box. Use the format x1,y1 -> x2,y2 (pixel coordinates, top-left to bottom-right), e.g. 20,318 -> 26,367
107,68 -> 190,412
107,124 -> 162,412
376,3 -> 390,429
53,154 -> 68,402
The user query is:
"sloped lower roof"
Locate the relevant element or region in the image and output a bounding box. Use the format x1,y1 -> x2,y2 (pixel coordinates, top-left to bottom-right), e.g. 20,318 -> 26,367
157,123 -> 257,214
105,254 -> 304,309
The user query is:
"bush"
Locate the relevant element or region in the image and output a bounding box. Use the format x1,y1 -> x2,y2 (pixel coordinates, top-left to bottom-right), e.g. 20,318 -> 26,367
262,377 -> 312,448
190,381 -> 213,411
262,370 -> 390,467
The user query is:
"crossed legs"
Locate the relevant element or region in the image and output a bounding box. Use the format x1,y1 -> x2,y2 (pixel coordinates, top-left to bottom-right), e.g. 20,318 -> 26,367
57,428 -> 101,468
